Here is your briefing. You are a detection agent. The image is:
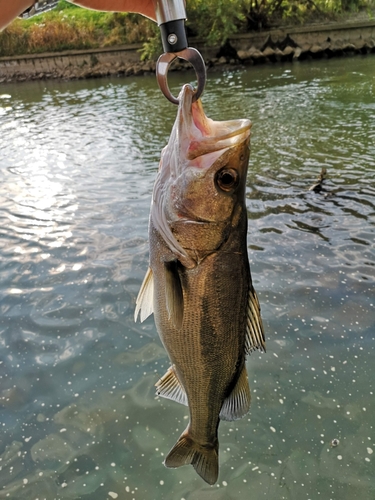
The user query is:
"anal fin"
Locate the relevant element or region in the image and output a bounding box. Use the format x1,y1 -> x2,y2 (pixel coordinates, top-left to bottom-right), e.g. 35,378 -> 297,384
219,364 -> 251,421
155,365 -> 188,406
246,285 -> 266,353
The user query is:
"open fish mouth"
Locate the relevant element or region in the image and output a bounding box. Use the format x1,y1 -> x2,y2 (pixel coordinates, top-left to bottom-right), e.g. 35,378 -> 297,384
178,84 -> 252,161
159,84 -> 251,180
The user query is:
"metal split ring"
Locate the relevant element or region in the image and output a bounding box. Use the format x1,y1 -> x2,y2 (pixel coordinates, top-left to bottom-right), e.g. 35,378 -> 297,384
156,47 -> 206,105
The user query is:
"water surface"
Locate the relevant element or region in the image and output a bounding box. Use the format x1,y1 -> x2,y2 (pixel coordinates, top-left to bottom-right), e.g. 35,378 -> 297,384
0,55 -> 374,499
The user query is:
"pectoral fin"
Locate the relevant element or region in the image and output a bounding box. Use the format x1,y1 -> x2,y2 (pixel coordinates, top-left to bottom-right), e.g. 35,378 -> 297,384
219,365 -> 251,421
134,267 -> 154,323
246,285 -> 266,353
155,365 -> 188,406
165,261 -> 184,329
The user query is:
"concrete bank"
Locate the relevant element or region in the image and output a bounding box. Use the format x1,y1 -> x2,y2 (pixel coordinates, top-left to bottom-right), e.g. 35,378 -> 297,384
1,19 -> 374,83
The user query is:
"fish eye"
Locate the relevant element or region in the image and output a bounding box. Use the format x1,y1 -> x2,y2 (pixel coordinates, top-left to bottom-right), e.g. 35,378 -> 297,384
216,168 -> 238,192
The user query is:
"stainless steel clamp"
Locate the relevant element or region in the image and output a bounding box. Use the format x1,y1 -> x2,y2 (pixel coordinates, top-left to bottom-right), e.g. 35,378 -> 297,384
154,0 -> 206,105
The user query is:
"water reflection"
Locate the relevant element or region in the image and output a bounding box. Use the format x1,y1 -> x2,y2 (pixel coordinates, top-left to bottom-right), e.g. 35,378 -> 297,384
0,56 -> 375,499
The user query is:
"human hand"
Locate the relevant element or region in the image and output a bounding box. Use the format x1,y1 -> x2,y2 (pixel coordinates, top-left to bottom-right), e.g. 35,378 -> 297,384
1,0 -> 33,30
0,0 -> 156,32
69,0 -> 156,21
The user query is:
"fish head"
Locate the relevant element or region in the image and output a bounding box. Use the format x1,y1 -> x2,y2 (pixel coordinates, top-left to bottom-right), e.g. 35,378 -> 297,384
152,84 -> 252,264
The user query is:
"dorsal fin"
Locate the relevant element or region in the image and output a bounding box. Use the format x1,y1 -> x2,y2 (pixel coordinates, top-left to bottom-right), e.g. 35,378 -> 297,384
219,364 -> 251,421
246,285 -> 266,353
165,261 -> 184,329
134,267 -> 154,323
155,365 -> 188,406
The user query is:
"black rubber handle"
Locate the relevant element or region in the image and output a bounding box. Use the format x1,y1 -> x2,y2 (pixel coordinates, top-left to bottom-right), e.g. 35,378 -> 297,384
160,19 -> 188,53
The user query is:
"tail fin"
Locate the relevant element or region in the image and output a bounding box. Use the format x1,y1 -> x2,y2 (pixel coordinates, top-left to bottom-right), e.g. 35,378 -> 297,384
164,431 -> 218,485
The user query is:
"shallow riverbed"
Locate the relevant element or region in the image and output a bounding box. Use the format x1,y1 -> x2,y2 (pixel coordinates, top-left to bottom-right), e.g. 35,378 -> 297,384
0,55 -> 374,499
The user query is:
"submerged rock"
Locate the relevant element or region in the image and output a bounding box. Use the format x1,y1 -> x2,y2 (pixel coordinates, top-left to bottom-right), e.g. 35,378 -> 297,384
31,434 -> 76,467
0,441 -> 24,488
54,404 -> 105,438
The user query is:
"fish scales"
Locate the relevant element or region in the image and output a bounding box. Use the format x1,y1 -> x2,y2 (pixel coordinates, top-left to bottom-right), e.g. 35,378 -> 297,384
135,84 -> 265,485
151,225 -> 249,433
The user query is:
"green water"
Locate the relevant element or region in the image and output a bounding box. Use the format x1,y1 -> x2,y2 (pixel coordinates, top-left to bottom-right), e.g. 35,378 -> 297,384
0,55 -> 374,499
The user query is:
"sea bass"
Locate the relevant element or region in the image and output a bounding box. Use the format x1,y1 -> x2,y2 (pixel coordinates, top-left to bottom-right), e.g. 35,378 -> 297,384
135,84 -> 265,485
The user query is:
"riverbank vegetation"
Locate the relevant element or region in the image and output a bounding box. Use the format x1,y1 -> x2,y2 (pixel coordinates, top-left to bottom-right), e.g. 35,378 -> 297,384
0,0 -> 374,58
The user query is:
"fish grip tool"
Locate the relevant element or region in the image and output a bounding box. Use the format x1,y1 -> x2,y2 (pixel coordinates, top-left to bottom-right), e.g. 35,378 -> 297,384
154,0 -> 206,105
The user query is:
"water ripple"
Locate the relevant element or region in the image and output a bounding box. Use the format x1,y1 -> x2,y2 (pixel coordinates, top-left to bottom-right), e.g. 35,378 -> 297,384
0,57 -> 375,499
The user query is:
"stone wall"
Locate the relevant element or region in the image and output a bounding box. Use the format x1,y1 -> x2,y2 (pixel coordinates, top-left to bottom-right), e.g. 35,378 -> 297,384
0,44 -> 150,82
0,20 -> 374,83
230,20 -> 375,64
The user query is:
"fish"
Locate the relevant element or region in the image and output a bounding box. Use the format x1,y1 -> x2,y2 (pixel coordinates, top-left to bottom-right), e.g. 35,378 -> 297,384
134,84 -> 265,485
